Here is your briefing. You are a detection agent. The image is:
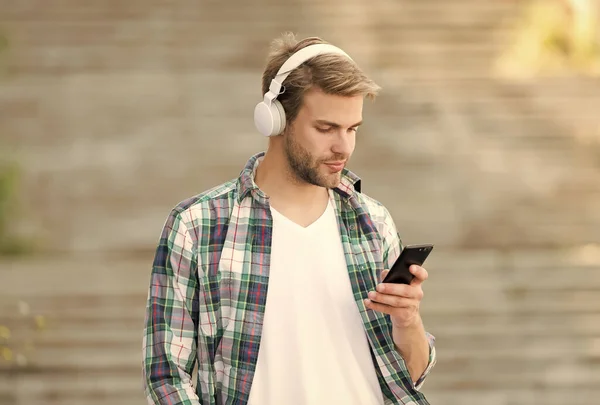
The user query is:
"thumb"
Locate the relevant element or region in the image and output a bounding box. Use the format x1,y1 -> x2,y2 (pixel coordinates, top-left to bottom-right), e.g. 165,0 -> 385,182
381,269 -> 390,282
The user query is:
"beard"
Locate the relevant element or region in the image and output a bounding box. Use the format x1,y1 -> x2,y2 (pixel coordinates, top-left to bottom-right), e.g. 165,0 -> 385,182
283,129 -> 348,189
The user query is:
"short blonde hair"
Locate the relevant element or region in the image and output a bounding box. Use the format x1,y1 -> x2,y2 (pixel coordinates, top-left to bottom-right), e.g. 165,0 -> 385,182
260,32 -> 381,126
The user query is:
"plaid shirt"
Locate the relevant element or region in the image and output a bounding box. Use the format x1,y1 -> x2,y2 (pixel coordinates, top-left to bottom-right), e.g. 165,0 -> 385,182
143,152 -> 436,405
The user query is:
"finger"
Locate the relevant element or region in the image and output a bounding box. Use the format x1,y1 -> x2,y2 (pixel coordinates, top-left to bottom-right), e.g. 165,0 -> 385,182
376,283 -> 417,298
410,265 -> 428,285
364,298 -> 396,316
367,291 -> 414,308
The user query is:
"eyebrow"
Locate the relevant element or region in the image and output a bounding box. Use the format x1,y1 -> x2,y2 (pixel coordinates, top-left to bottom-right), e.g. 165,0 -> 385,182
315,119 -> 363,128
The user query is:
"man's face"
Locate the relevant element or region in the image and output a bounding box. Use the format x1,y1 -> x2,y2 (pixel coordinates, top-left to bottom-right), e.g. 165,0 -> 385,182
283,88 -> 363,189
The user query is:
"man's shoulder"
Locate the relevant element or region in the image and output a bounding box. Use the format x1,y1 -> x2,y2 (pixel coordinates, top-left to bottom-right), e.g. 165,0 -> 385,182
349,190 -> 400,247
352,191 -> 395,226
166,178 -> 239,226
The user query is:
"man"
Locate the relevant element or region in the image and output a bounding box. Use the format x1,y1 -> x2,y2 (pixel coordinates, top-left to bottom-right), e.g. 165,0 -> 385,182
143,33 -> 436,405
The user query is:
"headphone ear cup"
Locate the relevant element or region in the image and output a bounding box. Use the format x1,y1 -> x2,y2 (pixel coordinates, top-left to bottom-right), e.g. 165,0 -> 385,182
272,100 -> 286,136
254,101 -> 274,137
254,99 -> 287,137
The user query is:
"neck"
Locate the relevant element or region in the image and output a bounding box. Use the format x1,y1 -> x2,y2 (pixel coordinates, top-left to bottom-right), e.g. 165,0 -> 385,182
254,149 -> 329,209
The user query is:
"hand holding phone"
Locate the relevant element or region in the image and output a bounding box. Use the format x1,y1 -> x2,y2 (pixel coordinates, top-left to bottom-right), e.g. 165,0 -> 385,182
382,244 -> 434,285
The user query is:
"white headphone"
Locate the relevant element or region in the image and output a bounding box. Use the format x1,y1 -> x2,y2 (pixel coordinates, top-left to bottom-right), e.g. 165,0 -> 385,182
253,43 -> 354,137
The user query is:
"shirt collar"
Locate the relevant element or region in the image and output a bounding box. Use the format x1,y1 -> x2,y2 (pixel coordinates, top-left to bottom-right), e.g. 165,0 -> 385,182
237,151 -> 362,204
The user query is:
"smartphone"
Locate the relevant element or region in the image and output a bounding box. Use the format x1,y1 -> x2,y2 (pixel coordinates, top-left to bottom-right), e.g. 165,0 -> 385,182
382,244 -> 434,284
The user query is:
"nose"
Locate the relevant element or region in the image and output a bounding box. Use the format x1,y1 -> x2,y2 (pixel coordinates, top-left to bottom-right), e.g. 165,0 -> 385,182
331,130 -> 354,156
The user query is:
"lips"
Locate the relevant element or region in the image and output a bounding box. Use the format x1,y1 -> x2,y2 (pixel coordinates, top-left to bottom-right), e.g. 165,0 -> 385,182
324,161 -> 345,172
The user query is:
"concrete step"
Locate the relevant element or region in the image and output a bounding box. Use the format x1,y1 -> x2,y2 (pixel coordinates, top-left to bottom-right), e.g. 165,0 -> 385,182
426,357 -> 600,390
434,335 -> 600,360
426,313 -> 600,338
422,388 -> 600,405
4,372 -> 145,405
1,35 -> 504,76
0,0 -> 513,21
7,343 -> 140,370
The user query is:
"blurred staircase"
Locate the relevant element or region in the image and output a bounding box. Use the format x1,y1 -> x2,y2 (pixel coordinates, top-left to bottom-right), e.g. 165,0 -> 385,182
1,1 -> 599,404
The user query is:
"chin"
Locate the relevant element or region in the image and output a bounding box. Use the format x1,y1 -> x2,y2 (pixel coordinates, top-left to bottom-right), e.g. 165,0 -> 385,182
321,174 -> 342,189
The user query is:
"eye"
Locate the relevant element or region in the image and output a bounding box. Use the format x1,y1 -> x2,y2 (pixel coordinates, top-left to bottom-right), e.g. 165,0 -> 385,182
349,127 -> 359,133
316,127 -> 333,133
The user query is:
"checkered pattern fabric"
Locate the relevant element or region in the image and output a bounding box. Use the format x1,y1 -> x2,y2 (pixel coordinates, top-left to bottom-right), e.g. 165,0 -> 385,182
143,152 -> 436,405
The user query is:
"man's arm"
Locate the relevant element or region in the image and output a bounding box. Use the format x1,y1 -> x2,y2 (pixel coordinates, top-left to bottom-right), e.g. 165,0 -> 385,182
391,296 -> 437,389
143,210 -> 201,404
369,266 -> 437,389
380,207 -> 437,390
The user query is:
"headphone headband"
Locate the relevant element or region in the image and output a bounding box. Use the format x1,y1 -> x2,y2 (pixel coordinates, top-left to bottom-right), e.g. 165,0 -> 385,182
266,44 -> 353,100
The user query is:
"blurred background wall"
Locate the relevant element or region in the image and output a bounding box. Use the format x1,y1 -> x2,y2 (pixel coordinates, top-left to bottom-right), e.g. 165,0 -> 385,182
1,0 -> 600,404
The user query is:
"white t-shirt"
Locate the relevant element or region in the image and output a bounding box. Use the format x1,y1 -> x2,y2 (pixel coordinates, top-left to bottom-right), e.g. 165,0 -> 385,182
247,199 -> 384,405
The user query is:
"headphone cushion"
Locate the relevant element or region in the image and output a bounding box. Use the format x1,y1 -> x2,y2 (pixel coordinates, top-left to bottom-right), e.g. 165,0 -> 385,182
272,100 -> 286,135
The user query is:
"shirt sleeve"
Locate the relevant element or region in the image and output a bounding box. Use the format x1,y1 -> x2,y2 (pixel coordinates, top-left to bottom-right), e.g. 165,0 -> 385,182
381,206 -> 437,391
414,342 -> 437,390
143,210 -> 201,404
